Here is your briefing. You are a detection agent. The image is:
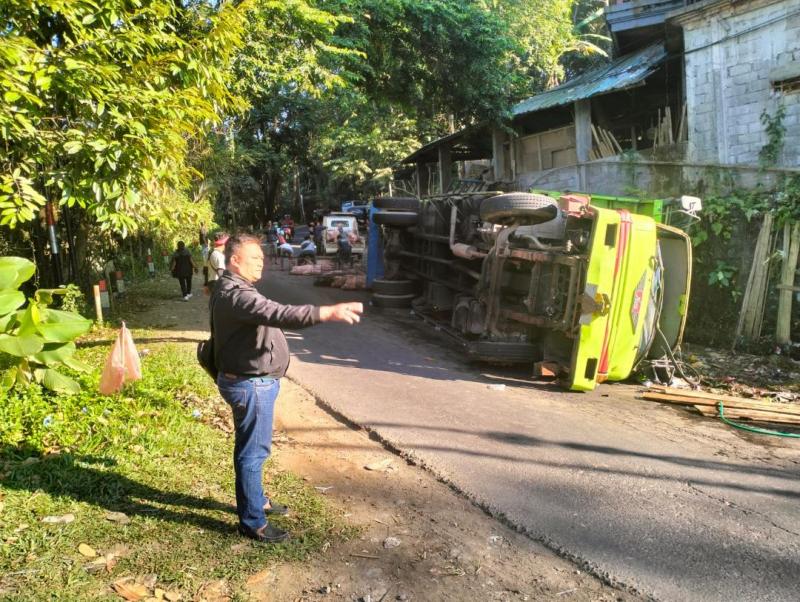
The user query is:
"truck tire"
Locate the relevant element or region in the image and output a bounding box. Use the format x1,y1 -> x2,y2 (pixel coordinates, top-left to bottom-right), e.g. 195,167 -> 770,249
480,193 -> 559,225
372,293 -> 416,308
374,196 -> 420,211
372,278 -> 417,295
373,210 -> 418,227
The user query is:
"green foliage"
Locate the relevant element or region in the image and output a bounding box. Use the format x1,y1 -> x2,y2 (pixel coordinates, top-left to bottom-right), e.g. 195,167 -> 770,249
0,257 -> 92,394
0,339 -> 352,598
479,0 -> 609,89
707,260 -> 737,290
0,0 -> 249,232
759,103 -> 787,167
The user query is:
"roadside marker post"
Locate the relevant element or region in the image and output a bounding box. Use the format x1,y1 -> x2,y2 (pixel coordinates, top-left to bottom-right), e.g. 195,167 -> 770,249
115,270 -> 126,294
146,248 -> 156,278
98,279 -> 111,310
93,284 -> 104,323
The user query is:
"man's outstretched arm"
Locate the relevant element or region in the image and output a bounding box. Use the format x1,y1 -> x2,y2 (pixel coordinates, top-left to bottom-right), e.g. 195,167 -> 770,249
319,302 -> 363,325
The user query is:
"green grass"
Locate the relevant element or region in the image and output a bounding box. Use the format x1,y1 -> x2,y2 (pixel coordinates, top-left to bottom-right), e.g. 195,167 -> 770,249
0,332 -> 354,600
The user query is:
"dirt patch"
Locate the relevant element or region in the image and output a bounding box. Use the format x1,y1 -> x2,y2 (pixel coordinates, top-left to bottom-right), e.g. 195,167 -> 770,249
682,344 -> 800,401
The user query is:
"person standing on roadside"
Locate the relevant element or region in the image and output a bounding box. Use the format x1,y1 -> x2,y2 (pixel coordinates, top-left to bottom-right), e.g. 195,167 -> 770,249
199,222 -> 210,286
211,233 -> 363,543
170,241 -> 197,301
205,232 -> 228,294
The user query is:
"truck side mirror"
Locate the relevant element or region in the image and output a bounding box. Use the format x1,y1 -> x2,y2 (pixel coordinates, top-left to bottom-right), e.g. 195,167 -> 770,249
680,195 -> 702,215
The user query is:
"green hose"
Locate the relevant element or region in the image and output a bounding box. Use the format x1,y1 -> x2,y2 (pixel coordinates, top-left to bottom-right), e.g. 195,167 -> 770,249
717,402 -> 800,438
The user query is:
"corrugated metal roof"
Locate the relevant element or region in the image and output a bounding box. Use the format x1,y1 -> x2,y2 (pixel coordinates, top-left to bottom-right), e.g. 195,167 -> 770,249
512,44 -> 667,116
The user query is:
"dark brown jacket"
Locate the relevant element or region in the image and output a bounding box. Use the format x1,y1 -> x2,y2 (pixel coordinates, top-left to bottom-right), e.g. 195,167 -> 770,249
211,271 -> 320,377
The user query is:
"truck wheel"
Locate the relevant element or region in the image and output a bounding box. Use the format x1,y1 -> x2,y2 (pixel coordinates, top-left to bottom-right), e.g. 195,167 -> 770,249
480,193 -> 559,225
373,210 -> 418,227
372,293 -> 416,308
374,196 -> 420,211
372,278 -> 417,295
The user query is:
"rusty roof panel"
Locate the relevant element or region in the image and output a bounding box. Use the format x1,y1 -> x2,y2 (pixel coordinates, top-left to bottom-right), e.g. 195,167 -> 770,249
512,44 -> 667,116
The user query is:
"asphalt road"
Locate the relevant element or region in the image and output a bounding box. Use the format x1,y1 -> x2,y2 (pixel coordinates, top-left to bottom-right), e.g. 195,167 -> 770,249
258,263 -> 800,602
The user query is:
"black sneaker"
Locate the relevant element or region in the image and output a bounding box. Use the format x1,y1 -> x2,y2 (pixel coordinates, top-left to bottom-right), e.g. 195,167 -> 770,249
264,501 -> 289,516
238,523 -> 290,543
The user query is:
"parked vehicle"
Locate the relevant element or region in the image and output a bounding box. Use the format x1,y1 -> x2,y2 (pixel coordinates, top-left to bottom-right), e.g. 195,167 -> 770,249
321,213 -> 365,257
373,190 -> 697,391
341,200 -> 370,224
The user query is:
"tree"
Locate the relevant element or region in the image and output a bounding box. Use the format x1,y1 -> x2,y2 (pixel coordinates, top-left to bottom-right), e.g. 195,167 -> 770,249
0,0 -> 249,234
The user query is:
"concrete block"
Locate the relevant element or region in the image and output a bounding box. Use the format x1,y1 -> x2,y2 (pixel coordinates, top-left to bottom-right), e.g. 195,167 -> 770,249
727,63 -> 751,77
736,132 -> 763,145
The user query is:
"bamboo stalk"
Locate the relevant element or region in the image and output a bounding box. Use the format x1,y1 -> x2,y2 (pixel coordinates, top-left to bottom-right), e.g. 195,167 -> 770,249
776,221 -> 800,344
735,213 -> 774,345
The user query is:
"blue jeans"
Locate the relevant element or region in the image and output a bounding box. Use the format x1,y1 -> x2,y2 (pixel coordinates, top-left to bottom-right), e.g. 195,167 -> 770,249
216,374 -> 280,533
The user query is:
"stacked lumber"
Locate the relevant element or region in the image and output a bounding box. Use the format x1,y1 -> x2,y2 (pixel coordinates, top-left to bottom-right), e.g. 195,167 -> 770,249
651,104 -> 688,148
641,387 -> 800,426
590,124 -> 623,160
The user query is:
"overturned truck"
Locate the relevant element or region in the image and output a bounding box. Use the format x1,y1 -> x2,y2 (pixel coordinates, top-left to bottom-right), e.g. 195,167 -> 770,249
372,190 -> 694,391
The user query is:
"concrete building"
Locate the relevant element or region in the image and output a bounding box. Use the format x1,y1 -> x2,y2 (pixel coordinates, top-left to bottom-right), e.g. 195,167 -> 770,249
672,0 -> 800,167
401,0 -> 800,198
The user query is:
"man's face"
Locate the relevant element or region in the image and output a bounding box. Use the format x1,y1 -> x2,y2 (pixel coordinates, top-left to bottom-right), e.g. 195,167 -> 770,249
230,242 -> 264,283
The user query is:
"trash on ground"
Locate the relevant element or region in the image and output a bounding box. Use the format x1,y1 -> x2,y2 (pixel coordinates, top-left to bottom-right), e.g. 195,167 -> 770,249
41,513 -> 75,524
364,458 -> 394,472
98,322 -> 142,395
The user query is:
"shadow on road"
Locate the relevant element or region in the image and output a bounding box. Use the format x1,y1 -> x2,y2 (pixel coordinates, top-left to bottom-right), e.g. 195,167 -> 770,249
280,419 -> 800,500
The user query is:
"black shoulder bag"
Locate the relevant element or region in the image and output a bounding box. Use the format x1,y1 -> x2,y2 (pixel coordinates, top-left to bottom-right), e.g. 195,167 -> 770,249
197,296 -> 218,380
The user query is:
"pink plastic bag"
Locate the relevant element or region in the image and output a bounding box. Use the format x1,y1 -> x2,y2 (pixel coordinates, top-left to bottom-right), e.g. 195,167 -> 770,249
98,322 -> 142,395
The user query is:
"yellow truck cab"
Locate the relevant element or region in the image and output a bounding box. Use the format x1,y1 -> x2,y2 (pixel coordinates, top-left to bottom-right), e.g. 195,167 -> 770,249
375,190 -> 694,391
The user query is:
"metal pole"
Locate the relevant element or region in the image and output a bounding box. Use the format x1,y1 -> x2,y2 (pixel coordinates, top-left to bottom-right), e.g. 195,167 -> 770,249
44,201 -> 64,285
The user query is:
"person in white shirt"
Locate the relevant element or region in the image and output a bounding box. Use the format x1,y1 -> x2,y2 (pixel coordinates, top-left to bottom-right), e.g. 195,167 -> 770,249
206,232 -> 228,293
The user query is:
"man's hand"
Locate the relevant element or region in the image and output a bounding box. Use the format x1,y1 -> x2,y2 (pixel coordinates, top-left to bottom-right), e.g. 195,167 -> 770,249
320,302 -> 364,325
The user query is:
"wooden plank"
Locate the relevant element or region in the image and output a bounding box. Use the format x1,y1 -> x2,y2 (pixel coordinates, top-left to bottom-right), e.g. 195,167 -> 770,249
666,106 -> 674,144
677,103 -> 688,142
642,392 -> 800,416
606,129 -> 624,154
646,386 -> 767,403
646,386 -> 797,408
693,405 -> 800,426
656,108 -> 661,146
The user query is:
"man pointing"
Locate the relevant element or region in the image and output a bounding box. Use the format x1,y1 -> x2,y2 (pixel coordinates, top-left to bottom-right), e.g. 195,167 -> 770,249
211,233 -> 363,543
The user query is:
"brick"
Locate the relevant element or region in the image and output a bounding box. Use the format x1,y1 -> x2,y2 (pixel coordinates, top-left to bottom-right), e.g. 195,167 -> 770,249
737,132 -> 763,145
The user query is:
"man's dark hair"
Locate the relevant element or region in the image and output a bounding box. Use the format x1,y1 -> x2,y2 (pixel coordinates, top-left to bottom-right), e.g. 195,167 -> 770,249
224,233 -> 263,264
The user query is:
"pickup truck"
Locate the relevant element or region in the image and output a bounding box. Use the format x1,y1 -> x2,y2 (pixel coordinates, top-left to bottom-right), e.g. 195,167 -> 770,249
321,213 -> 365,256
372,190 -> 696,391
